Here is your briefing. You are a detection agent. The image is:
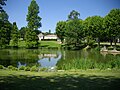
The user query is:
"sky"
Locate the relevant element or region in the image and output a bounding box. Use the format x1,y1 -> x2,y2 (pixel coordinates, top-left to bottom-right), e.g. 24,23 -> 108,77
3,0 -> 120,33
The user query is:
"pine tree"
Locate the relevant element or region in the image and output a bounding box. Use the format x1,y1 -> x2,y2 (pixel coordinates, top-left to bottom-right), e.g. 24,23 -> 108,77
0,11 -> 12,48
26,0 -> 42,48
11,22 -> 18,47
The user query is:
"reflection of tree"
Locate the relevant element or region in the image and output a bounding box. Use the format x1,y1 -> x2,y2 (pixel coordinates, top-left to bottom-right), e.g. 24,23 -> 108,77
48,57 -> 51,62
0,50 -> 11,67
0,49 -> 40,67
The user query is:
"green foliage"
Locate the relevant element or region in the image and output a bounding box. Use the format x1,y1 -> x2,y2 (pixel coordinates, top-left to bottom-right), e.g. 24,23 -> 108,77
19,66 -> 26,70
0,0 -> 7,12
57,58 -> 120,70
56,21 -> 66,43
26,0 -> 42,29
0,12 -> 12,48
39,67 -> 48,71
103,9 -> 120,46
10,22 -> 19,47
19,27 -> 26,40
0,65 -> 4,69
26,0 -> 42,48
83,16 -> 103,47
8,65 -> 17,70
68,10 -> 80,20
24,66 -> 31,71
65,19 -> 84,49
55,9 -> 120,49
30,65 -> 38,72
0,11 -> 8,21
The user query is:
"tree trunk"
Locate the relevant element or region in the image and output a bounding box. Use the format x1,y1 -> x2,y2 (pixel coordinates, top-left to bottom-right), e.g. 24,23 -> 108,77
114,38 -> 117,47
98,38 -> 100,48
110,38 -> 112,46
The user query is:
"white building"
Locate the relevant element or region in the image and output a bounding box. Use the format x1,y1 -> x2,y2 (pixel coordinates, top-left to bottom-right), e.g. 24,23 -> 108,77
38,33 -> 58,41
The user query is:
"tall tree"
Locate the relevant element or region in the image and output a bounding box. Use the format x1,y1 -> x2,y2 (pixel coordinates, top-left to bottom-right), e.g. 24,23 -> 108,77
11,22 -> 18,47
103,9 -> 120,46
19,27 -> 26,40
83,17 -> 93,46
68,10 -> 80,20
26,0 -> 42,48
84,16 -> 103,47
0,0 -> 7,12
65,19 -> 83,49
56,21 -> 66,43
65,10 -> 83,49
0,11 -> 8,21
0,9 -> 12,48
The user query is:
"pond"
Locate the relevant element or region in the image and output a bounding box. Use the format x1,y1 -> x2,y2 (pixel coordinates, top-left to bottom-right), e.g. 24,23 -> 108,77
0,49 -> 120,69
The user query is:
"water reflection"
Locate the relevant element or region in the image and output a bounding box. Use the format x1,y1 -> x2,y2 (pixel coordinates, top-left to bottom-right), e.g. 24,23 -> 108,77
100,51 -> 120,56
38,52 -> 62,67
0,49 -> 120,68
17,62 -> 26,68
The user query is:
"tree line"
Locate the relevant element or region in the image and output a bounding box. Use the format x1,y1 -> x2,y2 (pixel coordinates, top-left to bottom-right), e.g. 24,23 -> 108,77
56,9 -> 120,50
0,0 -> 42,49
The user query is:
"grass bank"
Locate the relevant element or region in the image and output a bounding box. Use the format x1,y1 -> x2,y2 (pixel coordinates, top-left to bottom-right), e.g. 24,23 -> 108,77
8,40 -> 61,49
0,69 -> 120,90
39,41 -> 61,49
57,58 -> 120,70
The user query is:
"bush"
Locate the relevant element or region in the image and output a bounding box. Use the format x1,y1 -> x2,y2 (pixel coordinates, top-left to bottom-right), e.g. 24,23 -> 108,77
94,46 -> 101,51
8,65 -> 14,69
8,65 -> 18,70
24,66 -> 31,71
40,67 -> 48,71
30,66 -> 38,72
19,66 -> 26,70
12,67 -> 18,71
0,65 -> 4,69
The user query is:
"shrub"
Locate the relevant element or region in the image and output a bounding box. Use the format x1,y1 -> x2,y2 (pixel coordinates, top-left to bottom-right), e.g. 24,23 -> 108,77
8,65 -> 14,69
40,67 -> 48,71
8,65 -> 18,70
30,66 -> 38,72
19,66 -> 26,70
0,65 -> 4,69
24,66 -> 31,71
12,67 -> 18,71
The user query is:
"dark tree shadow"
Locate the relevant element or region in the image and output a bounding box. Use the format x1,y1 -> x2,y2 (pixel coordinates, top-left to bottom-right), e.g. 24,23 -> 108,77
0,74 -> 120,90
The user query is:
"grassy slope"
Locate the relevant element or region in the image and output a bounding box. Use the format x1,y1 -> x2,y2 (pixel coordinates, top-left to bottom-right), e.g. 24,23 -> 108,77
39,41 -> 61,48
0,69 -> 120,90
9,40 -> 61,48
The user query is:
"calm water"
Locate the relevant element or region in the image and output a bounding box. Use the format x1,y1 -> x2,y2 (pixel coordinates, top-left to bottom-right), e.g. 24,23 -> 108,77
0,49 -> 120,68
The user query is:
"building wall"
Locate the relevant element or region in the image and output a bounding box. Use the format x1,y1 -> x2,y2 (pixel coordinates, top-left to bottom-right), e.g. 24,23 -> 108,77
38,33 -> 58,41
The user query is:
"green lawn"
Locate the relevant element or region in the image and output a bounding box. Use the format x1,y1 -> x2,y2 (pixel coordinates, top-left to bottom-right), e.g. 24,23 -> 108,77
39,41 -> 61,49
0,69 -> 120,90
9,40 -> 61,49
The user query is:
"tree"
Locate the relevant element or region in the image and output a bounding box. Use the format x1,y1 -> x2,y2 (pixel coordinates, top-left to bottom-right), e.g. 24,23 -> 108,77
26,0 -> 42,48
0,0 -> 7,12
11,22 -> 18,47
83,17 -> 93,46
56,21 -> 66,43
63,10 -> 84,49
65,19 -> 84,49
19,27 -> 26,40
0,11 -> 8,21
0,10 -> 12,48
103,9 -> 120,46
83,16 -> 103,47
68,10 -> 80,20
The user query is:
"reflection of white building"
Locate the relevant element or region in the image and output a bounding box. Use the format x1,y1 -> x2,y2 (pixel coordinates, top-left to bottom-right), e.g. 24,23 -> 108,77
38,54 -> 57,59
38,52 -> 62,67
38,33 -> 58,41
